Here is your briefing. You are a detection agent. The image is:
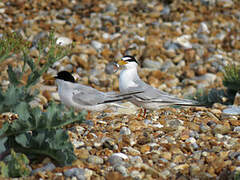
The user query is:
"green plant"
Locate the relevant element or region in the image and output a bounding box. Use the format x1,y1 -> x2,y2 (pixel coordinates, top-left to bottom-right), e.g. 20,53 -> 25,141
0,101 -> 85,166
0,32 -> 30,63
234,171 -> 240,180
191,64 -> 240,106
191,88 -> 232,106
0,31 -> 72,113
2,31 -> 70,89
0,31 -> 85,177
0,149 -> 31,178
223,64 -> 240,93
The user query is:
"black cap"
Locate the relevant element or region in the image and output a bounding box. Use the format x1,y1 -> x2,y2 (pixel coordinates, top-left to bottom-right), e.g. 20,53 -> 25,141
55,71 -> 75,83
122,55 -> 139,64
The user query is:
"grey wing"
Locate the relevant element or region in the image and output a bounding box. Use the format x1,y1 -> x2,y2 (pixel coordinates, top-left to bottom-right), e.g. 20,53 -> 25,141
99,91 -> 142,103
105,90 -> 145,98
72,85 -> 106,105
131,78 -> 198,105
72,85 -> 135,106
104,91 -> 118,96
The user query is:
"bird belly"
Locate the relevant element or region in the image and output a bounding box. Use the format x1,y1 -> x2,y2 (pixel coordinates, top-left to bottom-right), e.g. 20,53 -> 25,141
129,99 -> 166,110
77,104 -> 107,112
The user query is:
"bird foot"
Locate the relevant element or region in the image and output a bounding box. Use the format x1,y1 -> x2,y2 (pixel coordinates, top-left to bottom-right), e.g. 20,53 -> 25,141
136,108 -> 147,120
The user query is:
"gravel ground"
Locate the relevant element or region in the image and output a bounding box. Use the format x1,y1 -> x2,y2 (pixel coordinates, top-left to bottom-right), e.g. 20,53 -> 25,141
1,0 -> 240,179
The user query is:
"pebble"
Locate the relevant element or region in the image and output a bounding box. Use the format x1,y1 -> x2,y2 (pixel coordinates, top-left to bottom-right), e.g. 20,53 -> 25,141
207,121 -> 217,128
74,126 -> 85,135
32,32 -> 48,46
31,163 -> 56,175
91,40 -> 103,51
102,137 -> 115,150
159,169 -> 171,179
112,153 -> 129,160
223,106 -> 240,115
77,148 -> 89,160
105,61 -> 119,74
197,22 -> 210,34
213,124 -> 231,135
129,156 -> 143,164
87,155 -> 104,165
200,123 -> 211,133
229,152 -> 240,160
233,126 -> 240,132
173,163 -> 190,172
166,119 -> 183,130
120,127 -> 131,135
72,139 -> 85,149
114,165 -> 129,177
191,142 -> 199,150
152,123 -> 164,129
194,73 -> 217,83
142,59 -> 162,69
176,60 -> 185,68
160,60 -> 175,72
185,137 -> 196,144
64,168 -> 85,179
160,6 -> 170,15
130,170 -> 144,179
0,8 -> 5,14
190,163 -> 201,176
164,41 -> 179,52
174,35 -> 192,49
189,130 -> 199,139
108,154 -> 124,166
124,147 -> 141,156
56,37 -> 72,46
218,0 -> 234,7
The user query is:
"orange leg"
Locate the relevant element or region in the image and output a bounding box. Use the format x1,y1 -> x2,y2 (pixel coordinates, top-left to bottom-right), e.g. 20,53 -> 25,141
143,108 -> 147,119
86,111 -> 91,120
137,108 -> 147,119
137,108 -> 143,118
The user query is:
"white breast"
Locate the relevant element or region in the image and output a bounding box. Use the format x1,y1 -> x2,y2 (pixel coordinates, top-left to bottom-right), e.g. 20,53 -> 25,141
119,69 -> 138,92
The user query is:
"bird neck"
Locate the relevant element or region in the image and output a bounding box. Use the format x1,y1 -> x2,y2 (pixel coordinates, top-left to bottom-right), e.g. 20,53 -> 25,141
56,79 -> 73,95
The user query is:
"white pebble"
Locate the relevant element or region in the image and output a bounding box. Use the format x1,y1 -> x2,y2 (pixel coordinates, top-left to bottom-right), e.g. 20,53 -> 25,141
56,37 -> 72,46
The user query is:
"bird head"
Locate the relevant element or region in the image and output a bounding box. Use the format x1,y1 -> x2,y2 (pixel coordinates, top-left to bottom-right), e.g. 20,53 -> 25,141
118,55 -> 139,70
55,71 -> 75,83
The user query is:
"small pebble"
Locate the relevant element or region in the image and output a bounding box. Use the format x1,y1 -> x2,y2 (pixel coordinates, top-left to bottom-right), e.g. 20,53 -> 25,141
120,127 -> 131,135
56,37 -> 72,46
31,163 -> 56,175
88,155 -> 104,165
64,168 -> 85,179
114,165 -> 128,177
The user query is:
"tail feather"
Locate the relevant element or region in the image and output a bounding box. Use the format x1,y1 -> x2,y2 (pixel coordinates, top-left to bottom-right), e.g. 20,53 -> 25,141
151,99 -> 205,106
99,96 -> 133,104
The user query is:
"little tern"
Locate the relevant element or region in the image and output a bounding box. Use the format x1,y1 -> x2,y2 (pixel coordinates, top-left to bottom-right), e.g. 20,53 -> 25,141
117,55 -> 199,117
55,71 -> 142,119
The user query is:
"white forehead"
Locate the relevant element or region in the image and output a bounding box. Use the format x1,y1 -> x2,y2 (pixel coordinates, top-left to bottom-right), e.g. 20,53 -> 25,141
122,56 -> 132,61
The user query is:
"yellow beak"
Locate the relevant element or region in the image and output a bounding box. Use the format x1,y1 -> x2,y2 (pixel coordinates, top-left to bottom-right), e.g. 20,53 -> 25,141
118,60 -> 128,66
44,74 -> 56,81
